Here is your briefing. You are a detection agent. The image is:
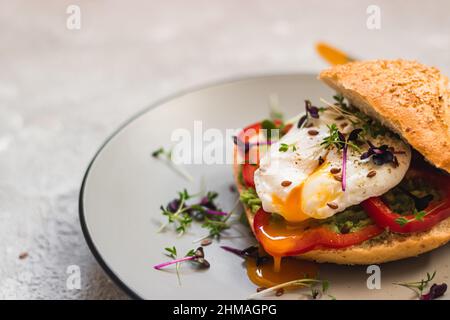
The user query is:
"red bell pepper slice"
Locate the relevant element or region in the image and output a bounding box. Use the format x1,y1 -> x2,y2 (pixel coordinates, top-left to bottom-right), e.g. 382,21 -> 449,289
361,168 -> 450,233
253,209 -> 383,256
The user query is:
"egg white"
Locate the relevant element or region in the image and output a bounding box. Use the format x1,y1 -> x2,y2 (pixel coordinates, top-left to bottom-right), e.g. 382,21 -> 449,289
253,109 -> 411,222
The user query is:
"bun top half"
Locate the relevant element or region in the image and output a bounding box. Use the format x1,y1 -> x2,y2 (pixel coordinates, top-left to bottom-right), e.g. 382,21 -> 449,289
319,59 -> 450,173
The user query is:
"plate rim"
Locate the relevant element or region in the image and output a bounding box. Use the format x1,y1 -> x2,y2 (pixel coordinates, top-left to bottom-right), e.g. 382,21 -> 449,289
78,72 -> 315,300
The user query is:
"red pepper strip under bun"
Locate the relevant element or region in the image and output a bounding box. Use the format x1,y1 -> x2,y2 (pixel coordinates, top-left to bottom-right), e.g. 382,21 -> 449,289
253,209 -> 383,257
361,167 -> 450,233
361,197 -> 450,233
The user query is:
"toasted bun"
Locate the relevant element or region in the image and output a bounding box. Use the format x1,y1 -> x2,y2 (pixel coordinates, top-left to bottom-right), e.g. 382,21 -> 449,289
320,59 -> 450,174
234,148 -> 450,265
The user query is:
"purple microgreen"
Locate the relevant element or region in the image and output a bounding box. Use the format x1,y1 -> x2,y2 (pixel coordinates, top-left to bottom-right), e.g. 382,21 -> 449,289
321,126 -> 362,191
348,128 -> 363,142
394,271 -> 442,299
341,128 -> 363,192
204,209 -> 228,216
158,189 -> 231,237
220,245 -> 244,257
399,187 -> 434,211
194,199 -> 240,242
297,115 -> 307,128
154,247 -> 210,271
199,191 -> 219,210
297,100 -> 321,128
153,255 -> 197,270
158,189 -> 192,234
306,100 -> 320,119
342,143 -> 348,192
220,245 -> 259,259
337,131 -> 345,145
154,246 -> 210,286
221,245 -> 270,267
421,283 -> 447,300
360,141 -> 396,166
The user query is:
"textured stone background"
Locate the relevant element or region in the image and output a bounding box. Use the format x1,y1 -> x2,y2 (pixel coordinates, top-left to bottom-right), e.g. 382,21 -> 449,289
0,0 -> 448,299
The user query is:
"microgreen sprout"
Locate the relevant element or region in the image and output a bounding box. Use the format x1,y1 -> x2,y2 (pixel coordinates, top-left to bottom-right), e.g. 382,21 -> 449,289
221,245 -> 271,268
193,199 -> 240,243
320,124 -> 361,153
279,143 -> 297,152
393,271 -> 447,299
247,278 -> 334,300
296,100 -> 321,129
421,283 -> 448,300
158,189 -> 231,237
321,125 -> 362,191
151,146 -> 194,181
321,95 -> 389,139
220,245 -> 259,259
154,246 -> 210,285
360,141 -> 396,166
394,202 -> 446,227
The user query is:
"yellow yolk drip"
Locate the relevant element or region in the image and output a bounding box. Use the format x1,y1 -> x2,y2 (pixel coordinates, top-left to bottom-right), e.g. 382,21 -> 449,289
315,42 -> 353,66
301,163 -> 342,215
246,256 -> 318,288
273,256 -> 281,273
271,161 -> 335,222
272,183 -> 309,223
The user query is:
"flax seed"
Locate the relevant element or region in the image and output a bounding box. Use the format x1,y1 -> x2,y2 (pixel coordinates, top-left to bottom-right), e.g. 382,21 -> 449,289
330,168 -> 341,174
19,252 -> 28,260
201,239 -> 212,246
308,129 -> 319,136
281,180 -> 292,187
276,288 -> 284,296
327,202 -> 339,209
318,156 -> 325,165
367,170 -> 377,178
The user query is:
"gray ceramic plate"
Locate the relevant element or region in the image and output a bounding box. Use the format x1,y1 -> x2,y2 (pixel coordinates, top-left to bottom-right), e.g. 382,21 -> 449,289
79,74 -> 450,300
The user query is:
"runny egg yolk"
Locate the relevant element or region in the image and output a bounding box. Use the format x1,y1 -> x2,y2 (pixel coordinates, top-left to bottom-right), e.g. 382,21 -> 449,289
271,162 -> 341,222
272,183 -> 308,222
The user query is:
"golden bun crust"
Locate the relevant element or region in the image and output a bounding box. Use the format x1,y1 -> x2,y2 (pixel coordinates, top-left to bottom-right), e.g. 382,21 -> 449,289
319,59 -> 450,174
233,148 -> 450,265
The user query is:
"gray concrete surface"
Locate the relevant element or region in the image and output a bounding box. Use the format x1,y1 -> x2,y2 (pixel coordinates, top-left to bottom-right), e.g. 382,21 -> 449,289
0,0 -> 448,299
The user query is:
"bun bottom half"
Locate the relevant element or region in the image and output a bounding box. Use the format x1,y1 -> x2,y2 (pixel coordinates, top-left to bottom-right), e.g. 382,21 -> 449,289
233,151 -> 450,265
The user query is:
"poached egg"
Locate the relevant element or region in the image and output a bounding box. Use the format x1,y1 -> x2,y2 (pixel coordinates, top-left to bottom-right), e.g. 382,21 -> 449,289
253,109 -> 411,223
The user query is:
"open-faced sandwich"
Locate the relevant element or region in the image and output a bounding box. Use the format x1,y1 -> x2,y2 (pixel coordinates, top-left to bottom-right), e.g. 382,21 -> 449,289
233,60 -> 450,266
